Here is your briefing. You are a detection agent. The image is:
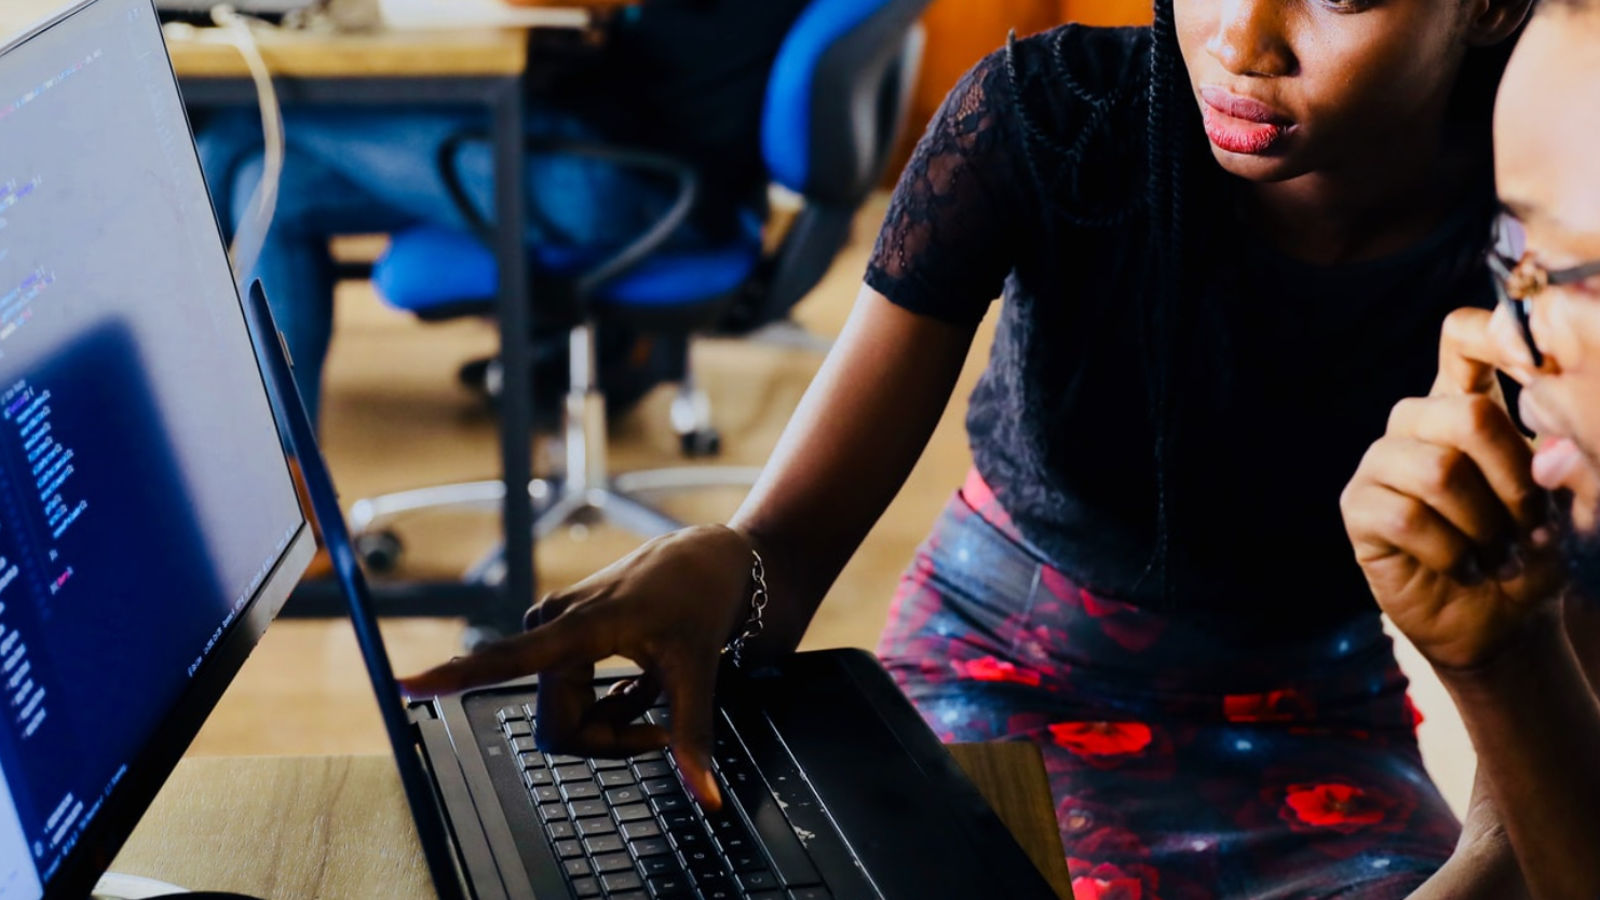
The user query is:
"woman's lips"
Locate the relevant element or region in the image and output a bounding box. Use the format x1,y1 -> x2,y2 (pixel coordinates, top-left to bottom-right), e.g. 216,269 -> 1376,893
1199,86 -> 1292,155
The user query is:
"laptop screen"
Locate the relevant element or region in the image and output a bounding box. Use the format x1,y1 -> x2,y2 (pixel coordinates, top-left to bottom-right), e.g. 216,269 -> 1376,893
0,0 -> 306,895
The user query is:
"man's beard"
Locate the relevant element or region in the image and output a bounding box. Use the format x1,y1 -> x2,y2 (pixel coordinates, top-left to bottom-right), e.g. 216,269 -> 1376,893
1555,489 -> 1600,602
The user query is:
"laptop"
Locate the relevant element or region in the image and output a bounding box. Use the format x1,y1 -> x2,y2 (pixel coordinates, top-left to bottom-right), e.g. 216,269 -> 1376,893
0,1 -> 1066,898
254,267 -> 1066,900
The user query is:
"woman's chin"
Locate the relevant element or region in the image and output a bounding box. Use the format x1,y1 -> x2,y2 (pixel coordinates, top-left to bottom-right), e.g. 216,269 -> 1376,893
1207,145 -> 1304,184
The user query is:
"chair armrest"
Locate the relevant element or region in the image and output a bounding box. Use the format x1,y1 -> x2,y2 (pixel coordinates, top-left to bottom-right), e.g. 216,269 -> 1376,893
436,130 -> 700,299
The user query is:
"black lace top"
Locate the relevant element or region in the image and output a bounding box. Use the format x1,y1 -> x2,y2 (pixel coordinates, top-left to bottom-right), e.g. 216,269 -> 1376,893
866,26 -> 1497,634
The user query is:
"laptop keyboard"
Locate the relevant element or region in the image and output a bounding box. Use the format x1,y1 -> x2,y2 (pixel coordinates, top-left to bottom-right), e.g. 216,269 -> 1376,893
497,701 -> 835,900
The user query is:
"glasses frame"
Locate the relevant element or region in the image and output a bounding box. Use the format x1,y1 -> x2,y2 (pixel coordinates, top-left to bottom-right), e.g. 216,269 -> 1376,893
1486,215 -> 1600,368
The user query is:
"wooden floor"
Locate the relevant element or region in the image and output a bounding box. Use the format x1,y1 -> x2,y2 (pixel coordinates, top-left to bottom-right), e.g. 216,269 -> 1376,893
188,194 -> 1480,817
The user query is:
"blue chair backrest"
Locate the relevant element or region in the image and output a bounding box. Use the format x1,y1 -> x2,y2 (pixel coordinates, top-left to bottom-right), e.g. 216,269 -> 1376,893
762,0 -> 931,205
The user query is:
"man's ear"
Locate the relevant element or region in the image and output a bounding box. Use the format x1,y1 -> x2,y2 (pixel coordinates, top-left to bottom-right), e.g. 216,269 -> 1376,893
1465,0 -> 1534,47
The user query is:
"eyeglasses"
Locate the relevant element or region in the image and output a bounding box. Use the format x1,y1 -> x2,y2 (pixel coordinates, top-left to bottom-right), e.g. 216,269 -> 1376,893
1487,212 -> 1600,368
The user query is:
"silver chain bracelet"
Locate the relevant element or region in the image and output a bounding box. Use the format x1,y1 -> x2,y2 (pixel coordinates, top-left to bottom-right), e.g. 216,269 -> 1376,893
722,549 -> 769,669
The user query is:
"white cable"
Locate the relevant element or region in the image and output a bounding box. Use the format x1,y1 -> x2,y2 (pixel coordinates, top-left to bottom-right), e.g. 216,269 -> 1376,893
208,4 -> 285,285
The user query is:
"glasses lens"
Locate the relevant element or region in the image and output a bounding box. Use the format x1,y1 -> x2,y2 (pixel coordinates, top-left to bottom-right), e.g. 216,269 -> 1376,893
1493,211 -> 1527,260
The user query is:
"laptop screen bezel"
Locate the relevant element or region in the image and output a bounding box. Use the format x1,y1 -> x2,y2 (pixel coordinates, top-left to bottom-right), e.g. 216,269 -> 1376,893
0,2 -> 318,897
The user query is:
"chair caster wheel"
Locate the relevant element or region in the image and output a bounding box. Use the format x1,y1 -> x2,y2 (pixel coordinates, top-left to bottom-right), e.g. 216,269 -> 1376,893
355,530 -> 404,574
679,429 -> 721,459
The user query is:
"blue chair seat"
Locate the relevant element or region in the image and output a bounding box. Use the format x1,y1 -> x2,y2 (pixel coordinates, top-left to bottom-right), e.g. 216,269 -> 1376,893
374,213 -> 763,316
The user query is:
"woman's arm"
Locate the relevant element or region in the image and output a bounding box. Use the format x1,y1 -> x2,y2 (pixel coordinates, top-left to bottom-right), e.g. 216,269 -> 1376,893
731,286 -> 977,653
401,286 -> 976,806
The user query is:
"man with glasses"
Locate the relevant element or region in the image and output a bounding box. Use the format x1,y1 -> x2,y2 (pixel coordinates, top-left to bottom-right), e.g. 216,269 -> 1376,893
1341,4 -> 1600,896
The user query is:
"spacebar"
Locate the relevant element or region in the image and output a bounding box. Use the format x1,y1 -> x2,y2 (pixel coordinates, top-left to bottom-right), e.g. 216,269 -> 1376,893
724,760 -> 821,886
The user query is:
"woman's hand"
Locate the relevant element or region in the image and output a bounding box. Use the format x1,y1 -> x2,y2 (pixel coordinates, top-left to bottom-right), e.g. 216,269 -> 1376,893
1341,308 -> 1565,671
399,524 -> 758,808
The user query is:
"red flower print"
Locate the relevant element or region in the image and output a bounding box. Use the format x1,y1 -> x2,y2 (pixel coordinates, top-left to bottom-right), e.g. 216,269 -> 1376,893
1404,694 -> 1426,730
1223,689 -> 1316,724
1050,722 -> 1153,758
1280,782 -> 1399,835
952,655 -> 1042,686
1068,861 -> 1152,900
1040,569 -> 1164,652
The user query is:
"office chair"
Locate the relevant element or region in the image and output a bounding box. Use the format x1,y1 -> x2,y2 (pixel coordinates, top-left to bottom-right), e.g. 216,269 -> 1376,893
351,0 -> 931,577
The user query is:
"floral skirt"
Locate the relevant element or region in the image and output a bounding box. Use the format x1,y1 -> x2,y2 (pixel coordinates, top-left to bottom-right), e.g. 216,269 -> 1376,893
876,471 -> 1459,900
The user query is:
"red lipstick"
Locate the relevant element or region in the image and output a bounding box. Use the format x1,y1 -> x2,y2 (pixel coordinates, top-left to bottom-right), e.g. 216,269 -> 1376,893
1199,86 -> 1292,155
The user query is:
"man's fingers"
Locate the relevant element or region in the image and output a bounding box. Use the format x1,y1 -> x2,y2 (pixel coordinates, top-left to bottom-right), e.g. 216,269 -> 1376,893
1345,480 -> 1478,578
398,610 -> 610,697
1386,394 -> 1543,531
662,654 -> 722,810
1362,437 -> 1511,556
1433,308 -> 1503,397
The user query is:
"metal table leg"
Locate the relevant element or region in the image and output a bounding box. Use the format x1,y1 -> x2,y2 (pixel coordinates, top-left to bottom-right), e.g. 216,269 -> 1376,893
487,77 -> 534,638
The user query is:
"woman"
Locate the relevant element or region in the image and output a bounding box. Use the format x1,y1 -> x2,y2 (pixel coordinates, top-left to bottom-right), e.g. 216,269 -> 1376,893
403,0 -> 1532,893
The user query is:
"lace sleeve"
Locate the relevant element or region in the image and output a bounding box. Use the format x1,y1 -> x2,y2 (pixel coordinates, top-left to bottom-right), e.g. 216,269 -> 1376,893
865,48 -> 1027,326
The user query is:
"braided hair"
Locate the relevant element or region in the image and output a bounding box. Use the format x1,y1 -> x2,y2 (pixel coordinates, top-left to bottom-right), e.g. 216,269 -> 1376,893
1135,0 -> 1520,607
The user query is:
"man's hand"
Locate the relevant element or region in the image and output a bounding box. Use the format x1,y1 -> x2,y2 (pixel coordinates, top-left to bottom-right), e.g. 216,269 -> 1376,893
1341,308 -> 1564,670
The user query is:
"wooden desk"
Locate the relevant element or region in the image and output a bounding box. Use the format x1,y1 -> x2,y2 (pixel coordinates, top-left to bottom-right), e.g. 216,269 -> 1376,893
111,749 -> 1077,899
164,26 -> 532,80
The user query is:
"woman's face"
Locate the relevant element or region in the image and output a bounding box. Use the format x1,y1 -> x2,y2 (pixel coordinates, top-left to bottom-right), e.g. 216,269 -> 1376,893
1174,0 -> 1480,182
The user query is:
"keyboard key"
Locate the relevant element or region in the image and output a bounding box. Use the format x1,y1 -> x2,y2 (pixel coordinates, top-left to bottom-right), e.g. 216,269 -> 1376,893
639,853 -> 682,877
727,851 -> 766,873
562,782 -> 601,802
584,834 -> 625,855
629,837 -> 672,859
568,799 -> 607,819
682,848 -> 723,880
503,720 -> 533,738
717,833 -> 756,856
696,877 -> 739,900
669,829 -> 709,855
598,769 -> 637,788
612,803 -> 652,823
532,785 -> 562,804
546,820 -> 575,839
604,786 -> 643,806
523,769 -> 553,789
787,888 -> 831,900
519,751 -> 548,770
649,791 -> 689,811
601,871 -> 645,893
748,893 -> 786,900
547,753 -> 586,766
592,852 -> 634,874
498,704 -> 526,722
553,839 -> 583,858
611,892 -> 649,900
591,756 -> 629,770
705,810 -> 748,838
660,809 -> 698,831
510,737 -> 539,754
553,765 -> 592,784
620,821 -> 662,841
633,760 -> 673,780
646,873 -> 693,898
570,876 -> 601,897
641,778 -> 680,798
576,816 -> 616,837
563,858 -> 592,878
645,707 -> 671,727
739,870 -> 780,891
